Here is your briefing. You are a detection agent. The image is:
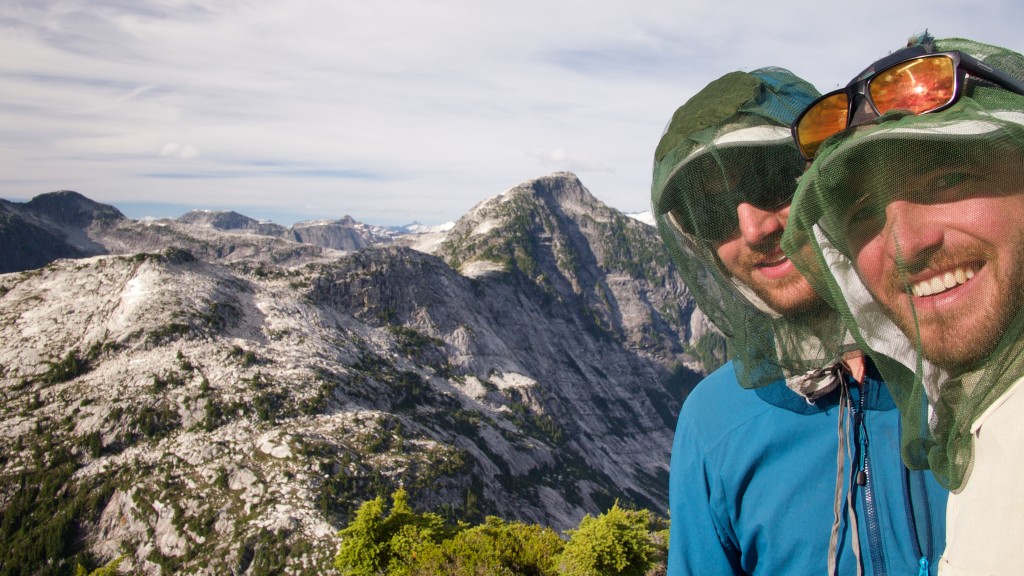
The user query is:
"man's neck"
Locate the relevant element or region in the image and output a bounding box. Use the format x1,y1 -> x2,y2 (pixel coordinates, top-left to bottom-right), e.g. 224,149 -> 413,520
842,352 -> 867,384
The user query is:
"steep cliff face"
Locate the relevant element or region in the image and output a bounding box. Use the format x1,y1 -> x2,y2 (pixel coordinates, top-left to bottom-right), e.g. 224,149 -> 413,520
436,172 -> 697,361
0,203 -> 87,273
289,218 -> 390,251
0,173 -> 705,575
0,191 -> 122,273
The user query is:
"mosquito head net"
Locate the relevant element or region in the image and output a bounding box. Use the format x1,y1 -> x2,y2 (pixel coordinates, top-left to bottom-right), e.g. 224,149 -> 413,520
782,34 -> 1024,490
652,68 -> 851,396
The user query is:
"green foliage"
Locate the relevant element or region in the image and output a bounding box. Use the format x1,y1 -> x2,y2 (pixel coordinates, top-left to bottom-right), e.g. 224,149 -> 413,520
133,403 -> 181,440
0,441 -> 116,576
176,349 -> 196,373
405,516 -> 564,576
161,246 -> 197,264
334,488 -> 452,576
235,370 -> 291,423
200,397 -> 226,431
144,322 -> 192,346
82,430 -> 103,457
40,350 -> 88,384
75,555 -> 126,576
150,369 -> 184,393
332,491 -> 669,576
245,528 -> 311,575
559,502 -> 657,576
351,351 -> 452,411
388,325 -> 443,358
228,345 -> 261,367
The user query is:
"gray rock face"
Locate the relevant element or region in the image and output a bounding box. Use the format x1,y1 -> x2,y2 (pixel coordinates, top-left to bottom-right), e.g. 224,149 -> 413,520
0,173 -> 707,574
177,209 -> 279,234
178,210 -> 395,252
22,190 -> 125,228
0,191 -> 123,272
0,203 -> 87,273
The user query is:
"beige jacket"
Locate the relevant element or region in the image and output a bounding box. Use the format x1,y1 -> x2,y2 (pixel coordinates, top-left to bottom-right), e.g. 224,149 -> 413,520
939,375 -> 1024,575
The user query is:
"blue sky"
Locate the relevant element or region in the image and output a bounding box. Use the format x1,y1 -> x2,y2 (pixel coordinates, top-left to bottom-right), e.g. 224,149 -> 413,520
2,0 -> 1022,226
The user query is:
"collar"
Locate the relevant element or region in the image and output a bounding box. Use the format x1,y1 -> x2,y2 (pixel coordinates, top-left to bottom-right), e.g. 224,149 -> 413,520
752,357 -> 896,414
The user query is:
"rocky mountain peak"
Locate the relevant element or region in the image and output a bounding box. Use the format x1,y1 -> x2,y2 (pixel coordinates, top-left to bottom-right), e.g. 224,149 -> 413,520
177,209 -> 262,231
0,191 -> 123,273
0,178 -> 708,574
23,189 -> 125,227
436,172 -> 693,361
512,171 -> 602,215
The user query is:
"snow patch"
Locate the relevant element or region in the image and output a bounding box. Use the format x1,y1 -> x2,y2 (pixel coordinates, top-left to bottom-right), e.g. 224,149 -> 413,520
490,371 -> 537,390
459,259 -> 507,278
626,210 -> 655,226
471,218 -> 500,236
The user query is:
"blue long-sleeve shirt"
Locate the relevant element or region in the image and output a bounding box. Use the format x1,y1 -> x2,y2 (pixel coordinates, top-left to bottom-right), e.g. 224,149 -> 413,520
667,361 -> 947,575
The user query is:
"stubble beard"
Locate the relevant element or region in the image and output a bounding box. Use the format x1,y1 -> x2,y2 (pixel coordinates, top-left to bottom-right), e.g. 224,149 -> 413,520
879,241 -> 1024,375
749,271 -> 829,319
736,241 -> 828,318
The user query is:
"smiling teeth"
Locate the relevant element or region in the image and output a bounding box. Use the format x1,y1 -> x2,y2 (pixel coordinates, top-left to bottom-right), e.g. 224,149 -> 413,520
912,267 -> 976,297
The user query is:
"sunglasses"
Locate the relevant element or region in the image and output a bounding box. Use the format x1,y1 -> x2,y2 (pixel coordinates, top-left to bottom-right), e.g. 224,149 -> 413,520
664,146 -> 804,243
792,49 -> 1024,160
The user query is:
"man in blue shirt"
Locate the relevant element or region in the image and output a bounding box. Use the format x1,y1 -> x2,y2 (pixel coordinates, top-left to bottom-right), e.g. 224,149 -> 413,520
650,67 -> 947,574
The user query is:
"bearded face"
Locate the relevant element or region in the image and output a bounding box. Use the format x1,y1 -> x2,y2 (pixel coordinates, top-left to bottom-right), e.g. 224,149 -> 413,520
847,160 -> 1024,374
714,202 -> 826,318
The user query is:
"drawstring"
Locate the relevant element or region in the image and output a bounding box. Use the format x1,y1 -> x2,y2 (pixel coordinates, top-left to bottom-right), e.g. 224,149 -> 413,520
827,377 -> 864,576
786,362 -> 843,404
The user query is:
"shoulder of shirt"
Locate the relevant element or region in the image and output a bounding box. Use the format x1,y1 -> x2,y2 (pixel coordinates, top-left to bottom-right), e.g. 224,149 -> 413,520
677,361 -> 780,442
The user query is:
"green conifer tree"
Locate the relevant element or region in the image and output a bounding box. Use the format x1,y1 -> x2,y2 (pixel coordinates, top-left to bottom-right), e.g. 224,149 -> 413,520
558,502 -> 656,576
334,487 -> 450,576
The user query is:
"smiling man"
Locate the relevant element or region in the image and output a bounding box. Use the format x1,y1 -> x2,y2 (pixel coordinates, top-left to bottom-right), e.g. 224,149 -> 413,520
847,150 -> 1024,373
782,33 -> 1024,574
652,67 -> 946,575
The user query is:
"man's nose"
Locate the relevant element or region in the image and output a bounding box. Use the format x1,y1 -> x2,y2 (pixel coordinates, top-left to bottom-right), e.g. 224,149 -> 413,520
736,202 -> 787,245
883,200 -> 943,266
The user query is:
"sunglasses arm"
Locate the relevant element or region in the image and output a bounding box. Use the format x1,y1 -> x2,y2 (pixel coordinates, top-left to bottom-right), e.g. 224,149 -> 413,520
959,52 -> 1024,97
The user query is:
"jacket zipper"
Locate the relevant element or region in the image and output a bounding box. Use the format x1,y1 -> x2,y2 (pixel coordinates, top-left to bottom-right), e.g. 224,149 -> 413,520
901,440 -> 935,576
854,380 -> 887,576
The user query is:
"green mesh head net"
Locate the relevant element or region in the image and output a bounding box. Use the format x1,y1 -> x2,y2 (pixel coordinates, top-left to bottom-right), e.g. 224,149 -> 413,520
652,68 -> 851,395
782,35 -> 1024,491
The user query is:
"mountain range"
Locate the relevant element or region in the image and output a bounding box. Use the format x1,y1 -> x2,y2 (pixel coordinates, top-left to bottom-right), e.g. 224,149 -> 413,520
0,172 -> 714,575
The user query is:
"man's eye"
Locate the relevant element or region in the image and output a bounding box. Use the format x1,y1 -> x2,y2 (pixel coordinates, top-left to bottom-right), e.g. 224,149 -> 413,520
920,171 -> 976,194
848,202 -> 885,226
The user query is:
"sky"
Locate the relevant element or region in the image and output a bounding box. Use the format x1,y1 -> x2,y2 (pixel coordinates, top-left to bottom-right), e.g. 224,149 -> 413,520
2,1 -> 1023,227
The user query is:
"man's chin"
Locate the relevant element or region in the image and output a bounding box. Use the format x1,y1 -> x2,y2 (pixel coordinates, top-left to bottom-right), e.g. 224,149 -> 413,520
773,294 -> 831,320
759,292 -> 829,319
890,306 -> 1008,375
754,278 -> 827,318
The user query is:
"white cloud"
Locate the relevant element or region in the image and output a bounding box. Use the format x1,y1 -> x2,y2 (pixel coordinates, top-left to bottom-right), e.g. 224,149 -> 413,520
0,0 -> 1021,225
530,148 -> 613,173
158,142 -> 201,159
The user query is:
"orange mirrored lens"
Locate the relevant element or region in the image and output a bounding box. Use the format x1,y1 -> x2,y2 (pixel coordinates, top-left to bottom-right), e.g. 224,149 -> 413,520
796,92 -> 849,158
869,55 -> 956,115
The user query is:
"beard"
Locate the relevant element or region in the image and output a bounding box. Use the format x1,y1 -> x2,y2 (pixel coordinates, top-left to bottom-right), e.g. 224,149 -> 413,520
746,268 -> 829,318
733,240 -> 828,318
877,240 -> 1024,375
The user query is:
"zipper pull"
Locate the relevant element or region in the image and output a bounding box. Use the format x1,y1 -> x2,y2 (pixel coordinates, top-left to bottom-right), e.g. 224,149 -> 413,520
856,469 -> 867,486
918,556 -> 929,576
